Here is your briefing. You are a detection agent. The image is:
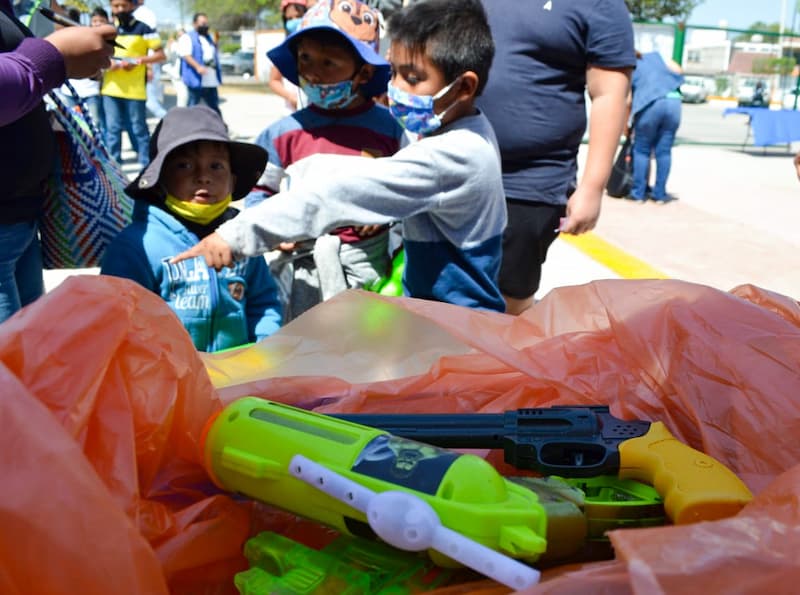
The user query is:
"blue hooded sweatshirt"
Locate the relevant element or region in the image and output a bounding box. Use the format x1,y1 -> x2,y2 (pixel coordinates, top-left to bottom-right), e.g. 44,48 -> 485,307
101,203 -> 282,352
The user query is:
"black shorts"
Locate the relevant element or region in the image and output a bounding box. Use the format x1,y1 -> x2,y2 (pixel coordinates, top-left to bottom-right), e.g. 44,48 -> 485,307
499,199 -> 567,299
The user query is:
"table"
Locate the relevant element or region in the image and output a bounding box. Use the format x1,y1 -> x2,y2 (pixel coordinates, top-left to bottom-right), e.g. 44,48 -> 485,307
723,107 -> 800,147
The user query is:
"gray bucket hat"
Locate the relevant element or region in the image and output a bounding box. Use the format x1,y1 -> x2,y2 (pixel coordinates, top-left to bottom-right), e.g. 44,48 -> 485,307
126,105 -> 268,200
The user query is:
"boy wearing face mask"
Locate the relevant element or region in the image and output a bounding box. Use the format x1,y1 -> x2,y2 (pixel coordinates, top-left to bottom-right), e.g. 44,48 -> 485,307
173,0 -> 506,312
101,0 -> 165,167
178,12 -> 222,114
246,0 -> 406,321
101,106 -> 283,352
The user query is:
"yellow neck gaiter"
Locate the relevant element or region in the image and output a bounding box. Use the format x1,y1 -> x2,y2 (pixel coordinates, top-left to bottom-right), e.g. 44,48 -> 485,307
164,194 -> 233,225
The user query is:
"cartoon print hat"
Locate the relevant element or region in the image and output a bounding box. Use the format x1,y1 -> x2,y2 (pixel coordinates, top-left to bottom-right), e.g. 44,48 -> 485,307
267,0 -> 390,99
127,105 -> 268,201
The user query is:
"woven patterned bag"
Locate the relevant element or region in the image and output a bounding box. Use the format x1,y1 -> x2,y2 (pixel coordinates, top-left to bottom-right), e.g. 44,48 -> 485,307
40,88 -> 133,269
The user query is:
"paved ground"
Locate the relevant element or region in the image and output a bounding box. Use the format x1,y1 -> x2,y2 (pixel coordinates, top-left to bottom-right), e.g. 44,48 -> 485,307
45,86 -> 800,303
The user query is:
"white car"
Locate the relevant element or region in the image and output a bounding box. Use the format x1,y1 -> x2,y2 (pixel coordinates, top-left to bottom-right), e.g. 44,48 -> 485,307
680,76 -> 708,103
737,78 -> 769,107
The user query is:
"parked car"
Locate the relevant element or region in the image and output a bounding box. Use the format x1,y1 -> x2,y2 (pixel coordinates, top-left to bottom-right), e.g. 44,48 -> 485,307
679,76 -> 708,103
220,49 -> 255,78
737,78 -> 769,108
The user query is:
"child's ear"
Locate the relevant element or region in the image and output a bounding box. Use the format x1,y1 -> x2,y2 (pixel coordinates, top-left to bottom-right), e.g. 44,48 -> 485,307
456,71 -> 479,102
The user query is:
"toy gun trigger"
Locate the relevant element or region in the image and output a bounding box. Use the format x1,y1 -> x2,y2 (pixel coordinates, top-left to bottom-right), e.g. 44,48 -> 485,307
617,421 -> 753,524
289,455 -> 541,591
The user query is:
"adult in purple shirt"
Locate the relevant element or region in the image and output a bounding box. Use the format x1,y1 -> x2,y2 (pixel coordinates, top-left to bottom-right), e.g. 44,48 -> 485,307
0,0 -> 115,323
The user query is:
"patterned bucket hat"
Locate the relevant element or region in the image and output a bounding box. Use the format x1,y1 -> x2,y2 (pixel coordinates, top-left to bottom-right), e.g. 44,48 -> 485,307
267,0 -> 390,99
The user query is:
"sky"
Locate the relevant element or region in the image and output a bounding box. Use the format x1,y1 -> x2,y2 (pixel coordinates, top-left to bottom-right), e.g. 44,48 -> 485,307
689,0 -> 793,30
143,0 -> 182,27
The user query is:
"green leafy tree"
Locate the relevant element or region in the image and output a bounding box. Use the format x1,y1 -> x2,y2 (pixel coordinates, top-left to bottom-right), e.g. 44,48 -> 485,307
171,0 -> 282,30
733,22 -> 782,42
625,0 -> 702,21
752,56 -> 797,76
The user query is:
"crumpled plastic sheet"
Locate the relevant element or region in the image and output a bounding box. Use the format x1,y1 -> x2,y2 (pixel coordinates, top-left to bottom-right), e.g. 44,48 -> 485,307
1,275 -> 799,595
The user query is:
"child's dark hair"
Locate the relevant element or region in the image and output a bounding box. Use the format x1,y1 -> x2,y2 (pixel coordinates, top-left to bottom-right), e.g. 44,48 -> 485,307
282,3 -> 307,27
290,29 -> 365,71
387,0 -> 494,96
91,6 -> 109,21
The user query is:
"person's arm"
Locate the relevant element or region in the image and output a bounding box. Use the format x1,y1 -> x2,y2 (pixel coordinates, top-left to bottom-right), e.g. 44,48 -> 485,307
139,47 -> 165,66
561,65 -> 632,235
171,142 -> 447,269
181,51 -> 207,75
794,151 -> 800,181
100,231 -> 159,292
268,65 -> 297,109
665,57 -> 683,74
245,258 -> 283,340
0,26 -> 115,126
177,33 -> 206,75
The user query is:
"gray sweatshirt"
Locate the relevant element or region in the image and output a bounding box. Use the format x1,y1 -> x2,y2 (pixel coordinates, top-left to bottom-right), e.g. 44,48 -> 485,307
218,111 -> 507,311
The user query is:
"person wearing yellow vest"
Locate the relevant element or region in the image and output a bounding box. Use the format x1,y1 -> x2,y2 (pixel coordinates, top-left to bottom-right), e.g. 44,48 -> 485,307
101,0 -> 165,167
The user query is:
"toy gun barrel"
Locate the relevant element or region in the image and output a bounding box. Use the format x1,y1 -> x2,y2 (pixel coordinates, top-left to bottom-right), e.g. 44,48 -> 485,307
333,406 -> 650,477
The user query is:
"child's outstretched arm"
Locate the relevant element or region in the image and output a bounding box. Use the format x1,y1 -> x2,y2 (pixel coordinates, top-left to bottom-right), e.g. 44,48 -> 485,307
171,232 -> 234,270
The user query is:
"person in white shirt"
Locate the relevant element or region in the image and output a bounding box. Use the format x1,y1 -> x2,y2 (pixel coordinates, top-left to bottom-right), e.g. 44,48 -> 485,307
58,7 -> 110,132
133,0 -> 167,118
178,13 -> 221,114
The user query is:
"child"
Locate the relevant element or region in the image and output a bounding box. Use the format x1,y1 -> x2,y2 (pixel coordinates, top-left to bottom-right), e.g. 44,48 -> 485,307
267,0 -> 309,113
101,105 -> 283,352
172,0 -> 507,312
248,0 -> 406,320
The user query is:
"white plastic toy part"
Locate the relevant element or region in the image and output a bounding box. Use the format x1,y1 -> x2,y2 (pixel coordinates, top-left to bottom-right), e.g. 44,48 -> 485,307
288,454 -> 541,591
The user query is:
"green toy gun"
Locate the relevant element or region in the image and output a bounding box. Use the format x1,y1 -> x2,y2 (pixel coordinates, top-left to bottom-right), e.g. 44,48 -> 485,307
332,406 -> 753,524
235,531 -> 464,594
234,476 -> 669,595
203,396 -> 547,589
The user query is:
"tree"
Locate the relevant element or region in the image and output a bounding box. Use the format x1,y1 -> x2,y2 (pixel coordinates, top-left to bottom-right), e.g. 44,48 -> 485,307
733,22 -> 782,42
752,56 -> 797,76
168,0 -> 282,30
625,0 -> 702,22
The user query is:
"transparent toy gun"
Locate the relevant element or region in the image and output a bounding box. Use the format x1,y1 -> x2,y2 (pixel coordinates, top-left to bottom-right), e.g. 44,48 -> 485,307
235,478 -> 669,595
332,406 -> 753,524
235,531 -> 462,595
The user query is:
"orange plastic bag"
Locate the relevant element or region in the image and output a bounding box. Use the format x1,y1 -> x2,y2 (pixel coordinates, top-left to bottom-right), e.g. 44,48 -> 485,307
1,276 -> 799,594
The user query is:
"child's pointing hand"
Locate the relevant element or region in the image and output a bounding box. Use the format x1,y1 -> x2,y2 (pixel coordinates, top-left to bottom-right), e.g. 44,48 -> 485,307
170,232 -> 234,271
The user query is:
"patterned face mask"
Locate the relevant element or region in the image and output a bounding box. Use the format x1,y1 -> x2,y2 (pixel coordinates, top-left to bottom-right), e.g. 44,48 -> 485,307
387,78 -> 461,136
300,77 -> 359,109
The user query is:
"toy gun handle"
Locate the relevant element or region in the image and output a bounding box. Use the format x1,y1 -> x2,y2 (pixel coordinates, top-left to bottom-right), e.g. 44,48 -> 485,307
618,422 -> 752,524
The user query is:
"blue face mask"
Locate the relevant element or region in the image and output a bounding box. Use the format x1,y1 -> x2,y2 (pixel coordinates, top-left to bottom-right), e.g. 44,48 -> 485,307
387,78 -> 461,136
285,18 -> 301,34
300,76 -> 359,110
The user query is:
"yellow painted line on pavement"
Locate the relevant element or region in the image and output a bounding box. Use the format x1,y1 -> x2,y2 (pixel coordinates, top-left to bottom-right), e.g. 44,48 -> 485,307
559,232 -> 669,280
